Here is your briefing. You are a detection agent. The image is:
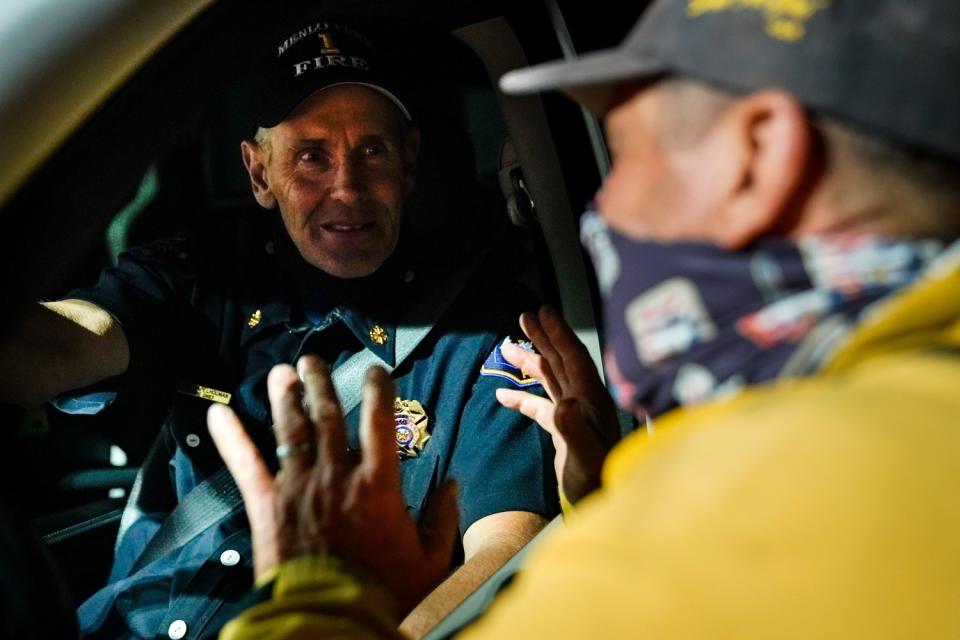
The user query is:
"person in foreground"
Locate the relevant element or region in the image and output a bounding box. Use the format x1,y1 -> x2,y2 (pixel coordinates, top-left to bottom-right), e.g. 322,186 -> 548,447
214,0 -> 960,636
0,16 -> 555,639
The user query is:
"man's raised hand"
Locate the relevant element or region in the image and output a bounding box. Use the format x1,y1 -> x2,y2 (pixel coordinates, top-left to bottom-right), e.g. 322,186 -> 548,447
207,356 -> 459,612
495,306 -> 620,504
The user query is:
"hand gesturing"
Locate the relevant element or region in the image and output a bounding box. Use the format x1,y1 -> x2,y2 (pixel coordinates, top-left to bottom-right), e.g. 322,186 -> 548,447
207,356 -> 459,612
495,306 -> 621,505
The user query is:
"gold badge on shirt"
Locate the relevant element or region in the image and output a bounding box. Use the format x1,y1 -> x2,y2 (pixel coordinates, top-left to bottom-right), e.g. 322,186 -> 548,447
394,398 -> 430,458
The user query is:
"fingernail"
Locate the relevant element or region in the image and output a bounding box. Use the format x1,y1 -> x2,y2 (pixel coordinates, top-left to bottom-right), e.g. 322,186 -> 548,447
297,356 -> 329,380
206,404 -> 230,435
207,403 -> 227,420
296,357 -> 310,379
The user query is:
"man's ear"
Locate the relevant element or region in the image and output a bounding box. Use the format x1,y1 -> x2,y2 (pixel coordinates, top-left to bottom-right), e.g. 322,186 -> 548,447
402,127 -> 421,196
710,90 -> 811,249
240,139 -> 277,210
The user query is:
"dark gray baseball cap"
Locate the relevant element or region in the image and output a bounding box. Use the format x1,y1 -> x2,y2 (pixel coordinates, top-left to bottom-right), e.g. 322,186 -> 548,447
254,19 -> 411,129
500,0 -> 960,160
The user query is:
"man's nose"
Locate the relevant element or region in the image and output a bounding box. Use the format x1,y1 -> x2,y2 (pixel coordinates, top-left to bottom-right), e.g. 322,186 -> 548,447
330,156 -> 365,204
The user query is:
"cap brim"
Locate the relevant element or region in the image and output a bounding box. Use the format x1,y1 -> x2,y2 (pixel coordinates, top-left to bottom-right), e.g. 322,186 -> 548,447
259,79 -> 412,129
499,47 -> 664,113
322,82 -> 412,121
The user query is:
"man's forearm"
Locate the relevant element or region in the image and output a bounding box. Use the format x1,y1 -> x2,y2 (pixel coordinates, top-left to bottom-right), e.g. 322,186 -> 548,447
216,496 -> 552,640
400,511 -> 548,639
0,300 -> 128,407
220,540 -> 537,640
399,542 -> 522,639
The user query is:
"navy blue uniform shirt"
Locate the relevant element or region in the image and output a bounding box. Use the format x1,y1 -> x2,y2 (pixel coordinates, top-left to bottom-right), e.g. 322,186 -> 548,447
57,218 -> 558,639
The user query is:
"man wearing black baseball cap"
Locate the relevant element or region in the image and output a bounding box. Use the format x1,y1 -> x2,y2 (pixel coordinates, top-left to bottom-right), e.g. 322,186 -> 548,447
214,1 -> 960,637
0,16 -> 558,640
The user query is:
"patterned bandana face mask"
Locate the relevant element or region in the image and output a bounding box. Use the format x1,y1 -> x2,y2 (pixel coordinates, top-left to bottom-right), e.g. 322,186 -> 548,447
580,208 -> 943,420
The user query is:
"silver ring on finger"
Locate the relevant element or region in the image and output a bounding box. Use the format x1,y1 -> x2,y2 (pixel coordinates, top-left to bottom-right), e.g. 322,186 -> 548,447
275,440 -> 314,461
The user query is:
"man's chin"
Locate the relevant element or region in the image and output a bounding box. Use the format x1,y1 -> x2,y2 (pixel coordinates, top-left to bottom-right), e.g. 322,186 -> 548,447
306,255 -> 386,279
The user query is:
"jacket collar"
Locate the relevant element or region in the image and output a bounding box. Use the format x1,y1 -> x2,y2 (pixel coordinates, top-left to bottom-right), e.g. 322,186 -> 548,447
826,241 -> 960,373
238,222 -> 417,367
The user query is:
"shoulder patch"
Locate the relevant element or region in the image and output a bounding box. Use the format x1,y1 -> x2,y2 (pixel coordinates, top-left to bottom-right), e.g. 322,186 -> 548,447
480,337 -> 541,388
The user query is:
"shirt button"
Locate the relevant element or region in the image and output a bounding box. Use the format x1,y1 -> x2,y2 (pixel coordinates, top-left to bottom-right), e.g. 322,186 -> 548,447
220,549 -> 241,566
185,433 -> 201,448
168,619 -> 188,639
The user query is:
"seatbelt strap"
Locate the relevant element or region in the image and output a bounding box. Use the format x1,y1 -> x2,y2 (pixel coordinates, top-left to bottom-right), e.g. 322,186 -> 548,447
127,465 -> 242,574
127,259 -> 478,574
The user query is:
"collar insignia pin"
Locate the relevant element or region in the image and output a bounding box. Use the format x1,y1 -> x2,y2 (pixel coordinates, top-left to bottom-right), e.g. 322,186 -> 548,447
247,309 -> 262,328
370,324 -> 389,345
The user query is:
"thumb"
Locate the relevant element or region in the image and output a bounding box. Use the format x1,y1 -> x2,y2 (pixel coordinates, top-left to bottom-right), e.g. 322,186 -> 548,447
208,404 -> 274,501
419,480 -> 460,569
208,403 -> 278,578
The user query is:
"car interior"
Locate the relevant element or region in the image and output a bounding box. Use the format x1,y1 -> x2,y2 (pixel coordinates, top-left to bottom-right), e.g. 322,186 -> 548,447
0,0 -> 640,634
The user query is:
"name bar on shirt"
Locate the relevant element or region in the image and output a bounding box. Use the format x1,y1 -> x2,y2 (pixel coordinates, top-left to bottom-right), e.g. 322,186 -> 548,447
177,383 -> 232,404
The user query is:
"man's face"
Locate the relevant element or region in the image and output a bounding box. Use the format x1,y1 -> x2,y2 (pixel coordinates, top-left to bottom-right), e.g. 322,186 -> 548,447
596,83 -> 723,241
249,85 -> 418,278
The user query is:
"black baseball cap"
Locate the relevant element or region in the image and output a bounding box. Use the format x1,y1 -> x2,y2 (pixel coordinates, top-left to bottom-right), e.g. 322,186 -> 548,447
500,0 -> 960,160
254,18 -> 411,129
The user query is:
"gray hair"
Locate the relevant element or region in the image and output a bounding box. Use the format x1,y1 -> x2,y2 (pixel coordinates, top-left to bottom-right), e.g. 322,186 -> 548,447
659,77 -> 960,239
253,126 -> 272,155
